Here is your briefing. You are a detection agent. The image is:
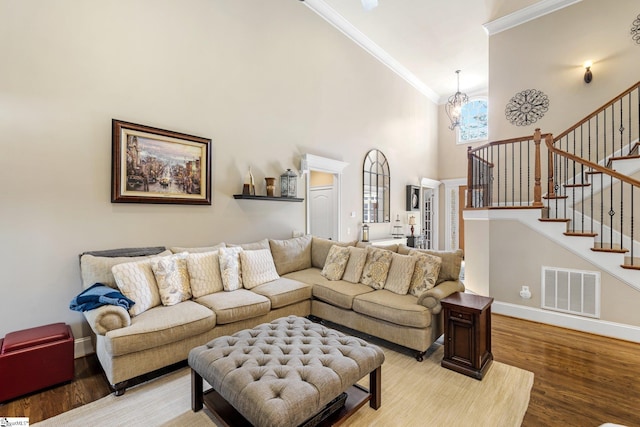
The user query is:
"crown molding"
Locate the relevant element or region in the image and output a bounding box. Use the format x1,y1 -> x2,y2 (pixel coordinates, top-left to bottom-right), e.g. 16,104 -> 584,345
483,0 -> 582,36
301,0 -> 440,103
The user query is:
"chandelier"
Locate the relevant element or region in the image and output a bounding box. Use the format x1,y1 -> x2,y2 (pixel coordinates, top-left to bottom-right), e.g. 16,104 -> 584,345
445,70 -> 469,130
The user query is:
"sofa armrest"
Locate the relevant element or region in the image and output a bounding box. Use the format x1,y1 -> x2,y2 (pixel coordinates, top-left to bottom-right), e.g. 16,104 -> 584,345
417,280 -> 465,314
83,305 -> 131,336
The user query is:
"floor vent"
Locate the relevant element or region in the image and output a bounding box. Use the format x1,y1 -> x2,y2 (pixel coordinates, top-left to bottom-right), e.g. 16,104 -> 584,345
541,266 -> 600,318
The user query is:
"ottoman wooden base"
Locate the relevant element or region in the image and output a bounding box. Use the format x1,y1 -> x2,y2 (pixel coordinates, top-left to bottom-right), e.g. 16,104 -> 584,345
192,367 -> 381,427
189,316 -> 384,427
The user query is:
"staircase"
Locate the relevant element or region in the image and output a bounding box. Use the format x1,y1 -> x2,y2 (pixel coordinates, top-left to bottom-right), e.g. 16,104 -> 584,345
467,81 -> 640,289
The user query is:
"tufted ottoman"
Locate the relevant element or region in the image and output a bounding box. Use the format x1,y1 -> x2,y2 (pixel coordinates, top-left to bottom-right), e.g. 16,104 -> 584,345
189,316 -> 385,427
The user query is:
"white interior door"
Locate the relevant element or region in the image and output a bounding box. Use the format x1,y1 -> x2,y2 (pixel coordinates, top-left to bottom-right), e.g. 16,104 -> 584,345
310,186 -> 335,240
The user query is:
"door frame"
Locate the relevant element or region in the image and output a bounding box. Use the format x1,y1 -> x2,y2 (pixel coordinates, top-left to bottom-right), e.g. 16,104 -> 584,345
302,154 -> 349,240
420,177 -> 441,249
442,178 -> 467,251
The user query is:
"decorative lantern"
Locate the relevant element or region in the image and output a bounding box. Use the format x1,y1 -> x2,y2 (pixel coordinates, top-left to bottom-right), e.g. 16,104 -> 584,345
280,168 -> 297,198
362,224 -> 369,242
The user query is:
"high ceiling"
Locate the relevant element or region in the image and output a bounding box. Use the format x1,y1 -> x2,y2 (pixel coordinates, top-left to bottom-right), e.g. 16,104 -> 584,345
305,0 -> 546,103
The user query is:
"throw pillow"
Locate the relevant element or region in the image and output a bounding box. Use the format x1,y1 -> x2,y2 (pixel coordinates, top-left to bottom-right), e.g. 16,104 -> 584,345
151,253 -> 192,306
112,257 -> 164,316
169,242 -> 225,254
405,247 -> 463,284
360,247 -> 393,290
311,237 -> 356,269
240,249 -> 280,289
321,245 -> 351,281
342,246 -> 367,283
384,252 -> 417,295
80,250 -> 172,289
408,251 -> 442,296
269,235 -> 312,275
186,251 -> 224,298
218,247 -> 244,291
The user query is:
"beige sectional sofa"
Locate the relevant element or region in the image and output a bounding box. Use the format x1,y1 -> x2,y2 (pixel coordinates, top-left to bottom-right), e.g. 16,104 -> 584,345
78,235 -> 464,395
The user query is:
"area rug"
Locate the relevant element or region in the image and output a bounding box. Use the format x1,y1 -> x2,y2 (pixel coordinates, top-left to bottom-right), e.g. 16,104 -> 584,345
35,345 -> 533,427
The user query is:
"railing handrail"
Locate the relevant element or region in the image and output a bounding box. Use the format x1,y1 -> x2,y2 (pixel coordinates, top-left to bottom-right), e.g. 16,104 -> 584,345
468,134 -> 542,155
553,80 -> 640,142
544,133 -> 640,188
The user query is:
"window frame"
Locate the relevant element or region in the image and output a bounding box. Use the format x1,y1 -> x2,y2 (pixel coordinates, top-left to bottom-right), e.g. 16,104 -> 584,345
456,96 -> 488,145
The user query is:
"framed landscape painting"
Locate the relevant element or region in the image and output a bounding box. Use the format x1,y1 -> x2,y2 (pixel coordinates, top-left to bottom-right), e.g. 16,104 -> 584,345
111,120 -> 212,205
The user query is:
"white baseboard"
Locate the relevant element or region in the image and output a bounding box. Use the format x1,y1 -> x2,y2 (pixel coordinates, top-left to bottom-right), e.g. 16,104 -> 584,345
74,336 -> 94,359
493,301 -> 640,343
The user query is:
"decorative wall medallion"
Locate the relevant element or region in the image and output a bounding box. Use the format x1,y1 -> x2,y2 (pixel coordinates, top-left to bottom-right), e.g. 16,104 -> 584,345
505,89 -> 550,126
632,13 -> 640,44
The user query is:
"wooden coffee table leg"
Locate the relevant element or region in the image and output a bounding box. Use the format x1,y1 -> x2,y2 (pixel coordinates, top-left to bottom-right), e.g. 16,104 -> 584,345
191,369 -> 203,412
369,366 -> 381,409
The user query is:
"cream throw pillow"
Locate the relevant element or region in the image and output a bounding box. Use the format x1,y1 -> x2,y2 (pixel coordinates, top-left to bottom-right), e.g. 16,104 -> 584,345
384,252 -> 417,295
360,247 -> 393,290
112,257 -> 164,316
80,250 -> 172,289
408,250 -> 442,296
151,253 -> 192,306
342,246 -> 367,284
321,245 -> 351,281
218,247 -> 244,291
240,249 -> 280,289
186,251 -> 224,297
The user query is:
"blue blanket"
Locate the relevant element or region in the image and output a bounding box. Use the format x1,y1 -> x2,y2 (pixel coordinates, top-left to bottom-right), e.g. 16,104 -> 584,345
70,283 -> 135,312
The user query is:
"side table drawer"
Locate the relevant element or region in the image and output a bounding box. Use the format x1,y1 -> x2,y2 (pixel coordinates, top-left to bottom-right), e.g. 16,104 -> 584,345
449,310 -> 473,323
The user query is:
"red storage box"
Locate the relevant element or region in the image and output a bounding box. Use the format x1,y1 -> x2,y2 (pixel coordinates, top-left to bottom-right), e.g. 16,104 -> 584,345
0,322 -> 74,402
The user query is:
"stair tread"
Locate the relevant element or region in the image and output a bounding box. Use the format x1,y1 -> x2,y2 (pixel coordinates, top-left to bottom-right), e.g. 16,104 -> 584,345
543,195 -> 568,200
591,247 -> 629,254
564,231 -> 598,237
564,183 -> 591,188
539,218 -> 571,223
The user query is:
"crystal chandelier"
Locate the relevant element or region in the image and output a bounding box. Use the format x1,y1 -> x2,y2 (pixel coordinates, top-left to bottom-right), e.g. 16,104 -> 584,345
445,70 -> 469,130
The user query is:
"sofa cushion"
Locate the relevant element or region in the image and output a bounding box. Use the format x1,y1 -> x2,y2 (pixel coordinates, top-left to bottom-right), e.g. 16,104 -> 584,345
360,247 -> 393,290
169,242 -> 225,254
408,252 -> 442,296
239,249 -> 279,289
269,235 -> 312,275
285,268 -> 373,310
399,246 -> 463,285
195,289 -> 270,324
218,247 -> 244,291
311,237 -> 356,269
356,242 -> 399,252
321,245 -> 350,281
186,251 -> 224,298
228,239 -> 270,251
251,277 -> 312,309
151,253 -> 192,306
80,249 -> 172,289
112,257 -> 166,317
384,253 -> 416,295
105,300 -> 215,356
353,290 -> 431,329
342,246 -> 367,284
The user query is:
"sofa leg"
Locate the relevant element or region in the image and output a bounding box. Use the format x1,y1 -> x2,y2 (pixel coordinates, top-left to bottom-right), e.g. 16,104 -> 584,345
415,350 -> 426,362
113,382 -> 127,396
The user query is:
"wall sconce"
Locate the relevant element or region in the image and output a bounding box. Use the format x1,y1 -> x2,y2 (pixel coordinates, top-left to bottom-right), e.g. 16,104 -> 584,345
583,60 -> 593,83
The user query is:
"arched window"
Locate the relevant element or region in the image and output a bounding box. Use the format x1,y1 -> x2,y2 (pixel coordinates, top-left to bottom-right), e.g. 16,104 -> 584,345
457,98 -> 488,144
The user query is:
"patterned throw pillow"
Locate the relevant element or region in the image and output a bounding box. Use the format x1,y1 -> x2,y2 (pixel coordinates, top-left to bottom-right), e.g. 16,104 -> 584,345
408,251 -> 442,297
360,247 -> 393,289
112,257 -> 164,316
384,253 -> 417,295
151,253 -> 192,306
240,249 -> 280,289
321,245 -> 351,281
218,247 -> 244,291
186,251 -> 224,298
342,246 -> 367,284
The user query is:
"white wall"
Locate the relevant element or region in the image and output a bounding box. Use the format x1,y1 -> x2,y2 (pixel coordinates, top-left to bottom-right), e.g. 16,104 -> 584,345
0,0 -> 438,338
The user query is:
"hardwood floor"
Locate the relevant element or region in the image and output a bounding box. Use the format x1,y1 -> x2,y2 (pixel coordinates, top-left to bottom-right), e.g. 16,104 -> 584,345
1,314 -> 639,426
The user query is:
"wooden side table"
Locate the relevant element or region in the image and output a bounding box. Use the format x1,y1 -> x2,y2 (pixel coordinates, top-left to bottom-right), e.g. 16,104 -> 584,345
440,292 -> 493,380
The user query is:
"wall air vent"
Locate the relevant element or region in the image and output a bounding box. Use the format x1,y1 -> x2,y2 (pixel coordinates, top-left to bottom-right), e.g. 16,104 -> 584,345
541,266 -> 600,318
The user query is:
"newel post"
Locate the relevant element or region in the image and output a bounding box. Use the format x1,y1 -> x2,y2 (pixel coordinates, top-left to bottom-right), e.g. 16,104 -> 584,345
545,133 -> 556,199
466,146 -> 473,208
533,129 -> 543,207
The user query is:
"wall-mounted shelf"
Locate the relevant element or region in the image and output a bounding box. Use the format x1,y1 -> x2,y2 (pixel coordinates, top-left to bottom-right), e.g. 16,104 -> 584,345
233,194 -> 304,202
